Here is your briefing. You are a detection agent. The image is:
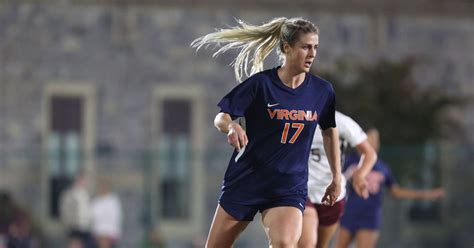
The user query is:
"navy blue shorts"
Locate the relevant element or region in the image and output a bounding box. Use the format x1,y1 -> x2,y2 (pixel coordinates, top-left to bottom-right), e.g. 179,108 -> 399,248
219,195 -> 306,221
340,213 -> 380,235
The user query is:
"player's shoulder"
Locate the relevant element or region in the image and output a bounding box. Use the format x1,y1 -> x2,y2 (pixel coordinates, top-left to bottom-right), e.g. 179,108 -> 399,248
308,73 -> 331,83
373,159 -> 389,171
344,152 -> 360,164
307,73 -> 334,91
249,67 -> 274,80
335,111 -> 367,141
379,159 -> 391,170
241,68 -> 274,86
336,111 -> 356,125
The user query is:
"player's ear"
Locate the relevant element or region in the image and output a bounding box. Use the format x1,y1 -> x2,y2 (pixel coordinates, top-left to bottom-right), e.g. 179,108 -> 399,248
281,42 -> 291,54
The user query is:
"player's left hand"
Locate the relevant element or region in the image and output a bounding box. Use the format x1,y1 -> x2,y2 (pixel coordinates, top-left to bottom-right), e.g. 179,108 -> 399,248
352,170 -> 369,199
321,179 -> 341,206
426,187 -> 445,200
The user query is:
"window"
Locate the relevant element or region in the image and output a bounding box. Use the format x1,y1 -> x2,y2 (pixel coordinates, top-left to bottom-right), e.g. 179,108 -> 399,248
159,99 -> 191,219
152,85 -> 205,238
42,83 -> 95,220
48,96 -> 83,218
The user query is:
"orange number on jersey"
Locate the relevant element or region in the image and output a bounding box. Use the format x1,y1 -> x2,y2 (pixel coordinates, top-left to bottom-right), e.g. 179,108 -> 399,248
281,123 -> 305,144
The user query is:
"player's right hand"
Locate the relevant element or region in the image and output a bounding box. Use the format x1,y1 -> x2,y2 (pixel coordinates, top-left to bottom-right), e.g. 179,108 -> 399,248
321,179 -> 341,206
227,123 -> 248,152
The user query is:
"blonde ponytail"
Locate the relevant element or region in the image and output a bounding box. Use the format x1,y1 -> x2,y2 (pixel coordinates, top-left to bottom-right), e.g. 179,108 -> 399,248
191,18 -> 285,82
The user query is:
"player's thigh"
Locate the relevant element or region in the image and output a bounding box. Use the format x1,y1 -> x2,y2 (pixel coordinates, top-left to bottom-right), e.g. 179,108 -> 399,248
261,206 -> 303,247
354,229 -> 379,248
298,206 -> 318,248
206,205 -> 250,248
315,200 -> 345,248
334,226 -> 353,248
316,222 -> 339,248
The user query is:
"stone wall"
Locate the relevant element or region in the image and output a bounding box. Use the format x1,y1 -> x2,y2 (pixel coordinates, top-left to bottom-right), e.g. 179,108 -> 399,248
0,2 -> 473,247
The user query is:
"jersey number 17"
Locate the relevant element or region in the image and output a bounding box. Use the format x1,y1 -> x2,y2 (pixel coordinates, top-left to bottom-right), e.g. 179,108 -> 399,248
280,123 -> 305,144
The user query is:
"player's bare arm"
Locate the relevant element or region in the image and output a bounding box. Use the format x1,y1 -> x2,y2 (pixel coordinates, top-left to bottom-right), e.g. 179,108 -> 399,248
352,140 -> 377,199
321,127 -> 342,206
214,112 -> 248,152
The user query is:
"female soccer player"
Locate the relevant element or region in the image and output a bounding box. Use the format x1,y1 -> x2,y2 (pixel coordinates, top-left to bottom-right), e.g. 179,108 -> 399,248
334,128 -> 445,248
192,17 -> 342,248
299,111 -> 377,248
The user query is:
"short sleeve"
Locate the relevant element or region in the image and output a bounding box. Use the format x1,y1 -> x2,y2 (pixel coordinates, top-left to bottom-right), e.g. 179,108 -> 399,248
217,78 -> 258,120
384,163 -> 398,188
318,89 -> 336,130
337,112 -> 368,147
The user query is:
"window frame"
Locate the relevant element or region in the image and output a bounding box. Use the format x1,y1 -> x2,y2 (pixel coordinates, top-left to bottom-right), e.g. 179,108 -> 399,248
151,84 -> 205,238
41,83 -> 96,228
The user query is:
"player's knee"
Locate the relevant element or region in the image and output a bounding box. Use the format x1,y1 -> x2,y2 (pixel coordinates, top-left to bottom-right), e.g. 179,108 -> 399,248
298,238 -> 317,248
269,234 -> 300,248
316,240 -> 330,248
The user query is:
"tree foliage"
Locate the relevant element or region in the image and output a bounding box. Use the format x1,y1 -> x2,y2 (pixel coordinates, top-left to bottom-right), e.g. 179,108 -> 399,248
315,58 -> 468,145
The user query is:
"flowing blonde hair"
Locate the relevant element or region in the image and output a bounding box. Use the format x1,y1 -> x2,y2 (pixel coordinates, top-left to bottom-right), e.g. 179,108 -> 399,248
191,17 -> 319,82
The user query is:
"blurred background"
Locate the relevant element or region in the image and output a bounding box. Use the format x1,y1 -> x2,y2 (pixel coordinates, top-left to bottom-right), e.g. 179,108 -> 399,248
0,0 -> 473,247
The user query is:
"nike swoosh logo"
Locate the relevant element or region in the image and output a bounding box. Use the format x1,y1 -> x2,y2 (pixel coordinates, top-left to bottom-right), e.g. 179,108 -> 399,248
267,103 -> 279,107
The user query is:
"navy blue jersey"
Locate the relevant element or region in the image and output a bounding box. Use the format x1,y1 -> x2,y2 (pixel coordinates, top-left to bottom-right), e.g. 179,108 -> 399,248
217,67 -> 336,204
342,153 -> 397,222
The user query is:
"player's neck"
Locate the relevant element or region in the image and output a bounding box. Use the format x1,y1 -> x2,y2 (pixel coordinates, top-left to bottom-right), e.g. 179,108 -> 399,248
278,66 -> 305,89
